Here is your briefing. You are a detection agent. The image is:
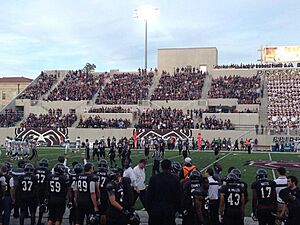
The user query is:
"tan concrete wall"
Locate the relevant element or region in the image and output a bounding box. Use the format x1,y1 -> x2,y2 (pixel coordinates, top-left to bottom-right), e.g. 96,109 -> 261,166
202,113 -> 259,125
158,48 -> 218,73
0,82 -> 31,108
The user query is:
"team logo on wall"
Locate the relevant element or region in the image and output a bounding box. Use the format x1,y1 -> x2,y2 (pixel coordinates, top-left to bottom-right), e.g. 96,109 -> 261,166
135,129 -> 192,140
15,128 -> 68,146
246,160 -> 300,170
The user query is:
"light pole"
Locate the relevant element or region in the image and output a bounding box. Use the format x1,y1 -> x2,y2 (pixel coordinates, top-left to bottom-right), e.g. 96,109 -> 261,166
134,5 -> 159,73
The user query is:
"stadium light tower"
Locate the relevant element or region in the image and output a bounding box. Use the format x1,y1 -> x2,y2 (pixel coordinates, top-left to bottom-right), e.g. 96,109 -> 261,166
133,5 -> 159,72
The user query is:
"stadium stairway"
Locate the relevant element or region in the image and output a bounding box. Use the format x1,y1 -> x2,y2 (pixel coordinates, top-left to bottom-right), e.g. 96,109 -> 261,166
88,73 -> 111,107
147,72 -> 161,100
41,71 -> 68,100
258,75 -> 269,126
201,73 -> 212,99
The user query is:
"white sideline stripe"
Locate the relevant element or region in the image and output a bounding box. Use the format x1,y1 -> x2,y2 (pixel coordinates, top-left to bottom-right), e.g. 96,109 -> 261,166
268,153 -> 276,180
200,152 -> 233,173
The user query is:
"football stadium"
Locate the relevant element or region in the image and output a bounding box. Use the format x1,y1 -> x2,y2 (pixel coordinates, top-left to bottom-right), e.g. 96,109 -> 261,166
0,1 -> 300,225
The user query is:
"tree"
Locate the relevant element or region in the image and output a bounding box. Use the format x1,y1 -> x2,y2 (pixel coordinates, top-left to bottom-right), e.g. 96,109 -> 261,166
83,62 -> 96,74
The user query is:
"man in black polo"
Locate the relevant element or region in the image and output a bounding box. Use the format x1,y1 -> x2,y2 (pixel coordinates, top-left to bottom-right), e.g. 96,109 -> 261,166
147,159 -> 182,225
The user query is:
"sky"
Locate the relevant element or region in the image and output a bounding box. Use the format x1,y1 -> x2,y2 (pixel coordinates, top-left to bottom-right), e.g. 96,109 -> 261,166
0,0 -> 299,78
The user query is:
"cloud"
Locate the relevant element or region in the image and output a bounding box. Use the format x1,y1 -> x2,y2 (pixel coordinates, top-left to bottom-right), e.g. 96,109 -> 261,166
0,0 -> 299,77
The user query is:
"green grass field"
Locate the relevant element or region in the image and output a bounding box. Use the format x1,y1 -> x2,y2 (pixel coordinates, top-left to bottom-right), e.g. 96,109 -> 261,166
1,148 -> 299,216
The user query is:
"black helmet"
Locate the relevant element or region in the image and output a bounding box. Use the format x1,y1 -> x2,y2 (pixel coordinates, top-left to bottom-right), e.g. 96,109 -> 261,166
231,168 -> 241,179
18,160 -> 26,169
226,173 -> 239,183
109,168 -> 123,180
190,170 -> 202,181
54,163 -> 65,175
4,162 -> 12,171
24,163 -> 34,174
98,159 -> 108,170
39,159 -> 49,168
74,163 -> 83,175
129,211 -> 140,225
171,161 -> 181,174
256,169 -> 268,180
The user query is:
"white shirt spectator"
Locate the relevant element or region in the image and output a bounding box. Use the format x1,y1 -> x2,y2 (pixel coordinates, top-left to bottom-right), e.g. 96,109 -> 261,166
123,167 -> 137,188
274,176 -> 288,203
133,165 -> 146,191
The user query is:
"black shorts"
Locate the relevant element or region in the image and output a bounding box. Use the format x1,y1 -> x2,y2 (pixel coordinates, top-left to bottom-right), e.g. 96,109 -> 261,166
37,188 -> 47,203
145,149 -> 149,156
20,198 -> 38,214
0,198 -> 3,223
76,200 -> 94,225
223,216 -> 243,225
48,199 -> 66,222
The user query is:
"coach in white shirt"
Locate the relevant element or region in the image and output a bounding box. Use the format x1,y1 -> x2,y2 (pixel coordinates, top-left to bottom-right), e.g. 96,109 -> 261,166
274,167 -> 288,225
123,159 -> 137,189
133,159 -> 147,209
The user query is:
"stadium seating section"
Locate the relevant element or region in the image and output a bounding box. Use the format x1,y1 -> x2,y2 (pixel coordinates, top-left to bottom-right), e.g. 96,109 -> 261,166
208,75 -> 261,104
267,69 -> 300,128
20,109 -> 77,128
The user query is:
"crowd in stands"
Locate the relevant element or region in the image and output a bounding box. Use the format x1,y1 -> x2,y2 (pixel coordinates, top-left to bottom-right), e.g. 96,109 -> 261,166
267,69 -> 300,128
20,108 -> 77,128
214,63 -> 294,69
77,115 -> 130,128
136,107 -> 194,129
18,72 -> 57,100
96,72 -> 153,105
151,68 -> 206,100
0,109 -> 23,127
88,106 -> 131,113
47,70 -> 104,101
208,75 -> 261,104
197,116 -> 234,130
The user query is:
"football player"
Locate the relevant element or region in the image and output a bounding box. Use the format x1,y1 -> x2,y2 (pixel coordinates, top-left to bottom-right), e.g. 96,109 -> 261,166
47,163 -> 70,225
35,159 -> 51,225
18,163 -> 38,225
74,162 -> 99,225
182,170 -> 206,225
106,168 -> 130,225
95,159 -> 110,225
220,173 -> 245,225
251,169 -> 277,225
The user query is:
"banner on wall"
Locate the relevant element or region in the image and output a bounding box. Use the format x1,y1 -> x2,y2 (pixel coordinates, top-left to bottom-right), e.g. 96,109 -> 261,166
15,127 -> 68,146
135,128 -> 192,141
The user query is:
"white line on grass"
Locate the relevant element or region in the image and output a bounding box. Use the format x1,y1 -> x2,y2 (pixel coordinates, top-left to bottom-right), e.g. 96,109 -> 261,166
200,152 -> 233,173
268,153 -> 276,179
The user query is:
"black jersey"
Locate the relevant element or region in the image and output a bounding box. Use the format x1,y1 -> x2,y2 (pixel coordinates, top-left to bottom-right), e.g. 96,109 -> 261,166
18,174 -> 38,199
35,167 -> 50,188
251,179 -> 276,208
182,179 -> 202,212
48,174 -> 69,201
106,181 -> 124,211
95,169 -> 109,191
220,182 -> 244,216
76,173 -> 98,203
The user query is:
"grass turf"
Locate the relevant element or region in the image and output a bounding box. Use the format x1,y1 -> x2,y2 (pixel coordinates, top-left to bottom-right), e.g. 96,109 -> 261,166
0,148 -> 299,216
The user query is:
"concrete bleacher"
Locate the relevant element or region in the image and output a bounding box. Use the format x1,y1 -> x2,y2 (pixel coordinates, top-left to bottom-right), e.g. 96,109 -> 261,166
1,68 -> 292,148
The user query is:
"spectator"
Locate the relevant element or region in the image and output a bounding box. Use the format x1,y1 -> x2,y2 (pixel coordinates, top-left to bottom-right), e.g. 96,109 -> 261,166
136,107 -> 194,129
77,115 -> 130,129
18,72 -> 58,100
96,72 -> 153,105
88,107 -> 131,113
0,109 -> 23,127
199,116 -> 234,130
47,70 -> 104,101
151,68 -> 206,100
208,75 -> 261,104
20,109 -> 77,128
